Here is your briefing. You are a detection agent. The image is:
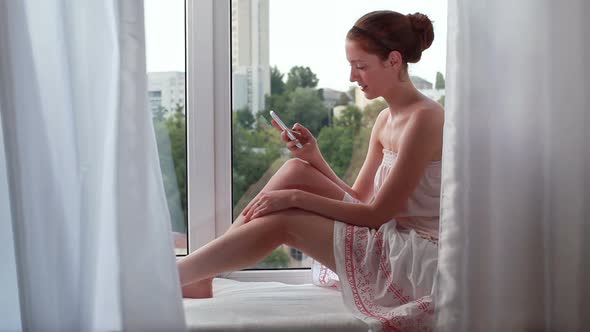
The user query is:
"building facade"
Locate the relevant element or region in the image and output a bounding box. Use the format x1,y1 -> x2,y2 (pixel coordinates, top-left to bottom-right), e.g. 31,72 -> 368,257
232,0 -> 271,114
147,71 -> 186,115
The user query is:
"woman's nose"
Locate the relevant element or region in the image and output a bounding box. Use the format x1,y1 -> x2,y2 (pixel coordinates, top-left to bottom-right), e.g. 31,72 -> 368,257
349,68 -> 357,82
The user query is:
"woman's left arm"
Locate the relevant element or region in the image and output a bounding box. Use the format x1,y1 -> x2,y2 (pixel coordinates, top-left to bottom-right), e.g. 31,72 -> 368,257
293,190 -> 383,228
296,109 -> 443,225
243,187 -> 382,228
245,107 -> 443,228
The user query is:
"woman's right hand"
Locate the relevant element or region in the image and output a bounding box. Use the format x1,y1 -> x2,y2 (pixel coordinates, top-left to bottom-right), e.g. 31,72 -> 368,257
271,120 -> 320,164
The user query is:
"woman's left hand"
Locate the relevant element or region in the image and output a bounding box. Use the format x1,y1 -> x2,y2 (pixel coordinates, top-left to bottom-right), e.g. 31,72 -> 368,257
243,189 -> 298,222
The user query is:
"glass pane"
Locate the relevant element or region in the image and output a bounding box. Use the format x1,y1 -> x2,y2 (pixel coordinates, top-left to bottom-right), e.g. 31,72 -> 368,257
231,0 -> 447,269
145,0 -> 188,255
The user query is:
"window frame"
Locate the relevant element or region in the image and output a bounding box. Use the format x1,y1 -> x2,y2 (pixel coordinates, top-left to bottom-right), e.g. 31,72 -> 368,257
186,0 -> 311,284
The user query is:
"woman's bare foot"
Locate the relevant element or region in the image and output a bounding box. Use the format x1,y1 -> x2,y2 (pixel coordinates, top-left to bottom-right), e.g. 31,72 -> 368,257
182,278 -> 213,299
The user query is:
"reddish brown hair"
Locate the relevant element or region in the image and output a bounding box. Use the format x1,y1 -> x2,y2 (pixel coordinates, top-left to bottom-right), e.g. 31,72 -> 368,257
347,11 -> 434,65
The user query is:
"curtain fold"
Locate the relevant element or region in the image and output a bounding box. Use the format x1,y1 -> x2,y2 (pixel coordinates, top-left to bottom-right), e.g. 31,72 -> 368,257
436,0 -> 589,330
0,1 -> 186,331
0,106 -> 21,332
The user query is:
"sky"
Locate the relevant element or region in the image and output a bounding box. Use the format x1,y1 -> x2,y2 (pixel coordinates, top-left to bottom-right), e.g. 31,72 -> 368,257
145,0 -> 447,92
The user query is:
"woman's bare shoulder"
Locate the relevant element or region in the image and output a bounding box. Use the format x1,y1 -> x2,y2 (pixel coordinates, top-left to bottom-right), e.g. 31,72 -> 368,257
411,99 -> 444,126
372,107 -> 390,132
376,107 -> 390,122
405,99 -> 444,160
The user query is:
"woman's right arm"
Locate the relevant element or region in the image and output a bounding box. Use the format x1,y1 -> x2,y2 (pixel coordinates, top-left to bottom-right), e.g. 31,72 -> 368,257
277,112 -> 385,203
348,112 -> 385,203
310,126 -> 383,203
306,149 -> 358,199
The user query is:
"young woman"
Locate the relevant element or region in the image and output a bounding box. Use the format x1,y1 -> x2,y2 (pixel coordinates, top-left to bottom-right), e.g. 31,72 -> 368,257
178,10 -> 443,330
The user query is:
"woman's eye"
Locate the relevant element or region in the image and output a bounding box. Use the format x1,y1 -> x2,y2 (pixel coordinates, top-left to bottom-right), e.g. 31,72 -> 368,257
356,64 -> 366,70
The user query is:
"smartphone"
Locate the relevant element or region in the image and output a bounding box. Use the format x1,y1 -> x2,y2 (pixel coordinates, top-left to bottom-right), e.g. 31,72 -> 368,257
270,110 -> 303,149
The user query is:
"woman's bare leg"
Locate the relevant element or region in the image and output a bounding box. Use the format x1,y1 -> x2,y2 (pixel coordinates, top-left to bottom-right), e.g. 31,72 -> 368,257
228,158 -> 344,232
178,209 -> 337,293
179,158 -> 346,298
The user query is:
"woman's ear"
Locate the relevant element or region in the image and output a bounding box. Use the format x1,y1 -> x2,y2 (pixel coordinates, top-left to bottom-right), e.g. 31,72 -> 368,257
387,50 -> 403,68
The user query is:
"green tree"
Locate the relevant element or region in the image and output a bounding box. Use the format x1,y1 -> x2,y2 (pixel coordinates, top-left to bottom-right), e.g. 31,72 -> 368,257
153,105 -> 187,233
347,86 -> 356,103
247,123 -> 283,152
362,99 -> 388,127
254,111 -> 271,130
231,116 -> 281,207
317,126 -> 354,178
265,93 -> 290,115
236,106 -> 255,128
342,126 -> 371,186
153,106 -> 166,121
334,105 -> 363,134
317,88 -> 325,101
438,95 -> 445,107
258,248 -> 290,268
166,106 -> 187,215
285,66 -> 319,91
270,66 -> 286,95
435,71 -> 445,90
284,87 -> 329,136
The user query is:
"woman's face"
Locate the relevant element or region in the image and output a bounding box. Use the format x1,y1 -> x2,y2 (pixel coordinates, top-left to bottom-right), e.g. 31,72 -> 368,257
346,39 -> 396,99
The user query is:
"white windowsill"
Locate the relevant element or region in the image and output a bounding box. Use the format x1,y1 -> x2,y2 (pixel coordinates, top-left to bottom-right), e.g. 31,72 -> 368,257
222,269 -> 312,284
183,278 -> 368,332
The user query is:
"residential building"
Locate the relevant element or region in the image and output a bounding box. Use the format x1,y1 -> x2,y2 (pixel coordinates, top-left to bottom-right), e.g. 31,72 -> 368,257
232,0 -> 270,114
322,88 -> 345,109
410,75 -> 433,90
147,71 -> 186,115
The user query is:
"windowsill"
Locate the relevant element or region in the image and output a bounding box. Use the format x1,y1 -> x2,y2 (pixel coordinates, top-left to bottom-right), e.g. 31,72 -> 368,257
222,269 -> 312,284
183,278 -> 367,332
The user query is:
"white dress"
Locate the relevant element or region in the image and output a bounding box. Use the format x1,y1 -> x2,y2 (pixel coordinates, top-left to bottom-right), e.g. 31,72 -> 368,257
312,149 -> 441,332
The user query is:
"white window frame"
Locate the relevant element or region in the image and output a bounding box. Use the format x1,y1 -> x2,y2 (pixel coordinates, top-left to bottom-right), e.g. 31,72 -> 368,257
186,0 -> 311,284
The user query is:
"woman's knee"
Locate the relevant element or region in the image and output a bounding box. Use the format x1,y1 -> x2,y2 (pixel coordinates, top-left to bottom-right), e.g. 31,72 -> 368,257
263,158 -> 343,200
250,210 -> 306,246
281,158 -> 313,176
254,210 -> 336,266
248,214 -> 293,246
275,159 -> 318,188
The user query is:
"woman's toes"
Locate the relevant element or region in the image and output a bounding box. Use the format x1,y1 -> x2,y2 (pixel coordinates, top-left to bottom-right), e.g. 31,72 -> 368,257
182,278 -> 213,299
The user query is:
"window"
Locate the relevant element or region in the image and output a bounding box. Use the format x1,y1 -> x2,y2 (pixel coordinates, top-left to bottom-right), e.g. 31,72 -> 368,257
145,0 -> 188,255
183,0 -> 446,280
229,0 -> 447,270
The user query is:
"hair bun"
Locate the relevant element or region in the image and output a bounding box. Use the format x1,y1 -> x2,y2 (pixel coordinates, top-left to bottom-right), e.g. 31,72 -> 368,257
407,12 -> 434,52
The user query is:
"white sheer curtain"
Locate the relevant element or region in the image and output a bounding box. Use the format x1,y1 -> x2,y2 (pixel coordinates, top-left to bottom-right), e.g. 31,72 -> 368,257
0,1 -> 186,331
436,0 -> 589,331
